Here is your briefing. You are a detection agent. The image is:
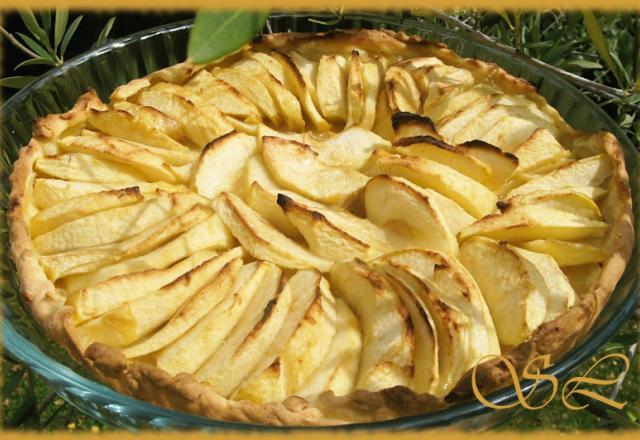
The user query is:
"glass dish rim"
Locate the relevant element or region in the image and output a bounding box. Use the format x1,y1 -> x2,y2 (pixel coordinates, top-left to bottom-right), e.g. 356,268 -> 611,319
2,13 -> 639,431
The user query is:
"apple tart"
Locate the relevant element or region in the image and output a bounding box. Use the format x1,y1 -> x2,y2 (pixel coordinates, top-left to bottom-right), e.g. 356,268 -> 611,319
9,29 -> 633,425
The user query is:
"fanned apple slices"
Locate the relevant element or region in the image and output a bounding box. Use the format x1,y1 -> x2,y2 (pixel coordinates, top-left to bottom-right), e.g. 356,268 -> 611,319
22,35 -> 621,417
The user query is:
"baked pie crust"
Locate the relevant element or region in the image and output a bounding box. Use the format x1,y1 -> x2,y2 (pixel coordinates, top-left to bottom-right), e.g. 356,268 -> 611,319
8,29 -> 634,426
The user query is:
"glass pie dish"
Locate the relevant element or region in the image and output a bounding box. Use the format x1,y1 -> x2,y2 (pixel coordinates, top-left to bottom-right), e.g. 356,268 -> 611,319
2,11 -> 639,431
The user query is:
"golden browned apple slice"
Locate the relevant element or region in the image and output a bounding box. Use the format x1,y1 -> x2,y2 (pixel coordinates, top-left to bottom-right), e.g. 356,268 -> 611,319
446,104 -> 509,146
377,266 -> 439,395
34,153 -> 149,183
331,259 -> 413,391
214,192 -> 333,272
519,239 -> 608,267
504,190 -> 603,221
233,58 -> 305,131
345,50 -> 365,127
262,136 -> 369,205
412,64 -> 474,101
245,182 -> 305,239
192,131 -> 257,199
212,66 -> 282,126
372,86 -> 395,140
423,85 -> 498,124
195,268 -> 292,397
385,66 -> 421,114
79,129 -> 198,166
87,107 -> 188,151
458,204 -> 608,243
364,149 -> 496,218
394,136 -> 492,183
460,140 -> 519,190
460,236 -> 570,346
183,70 -> 261,121
33,192 -> 203,254
250,51 -> 286,83
58,134 -> 178,183
317,54 -> 348,122
507,154 -> 613,198
239,154 -> 281,194
435,96 -> 495,143
364,175 -> 460,255
61,213 -> 233,292
136,87 -> 233,148
67,248 -> 221,323
233,271 -> 338,402
270,50 -> 330,131
156,261 -> 277,375
30,187 -> 144,237
32,179 -> 185,209
278,194 -> 390,261
376,248 -> 500,395
305,127 -> 391,169
295,298 -> 362,398
122,258 -> 243,358
112,101 -> 184,140
76,248 -> 242,348
359,60 -> 382,130
512,128 -> 571,174
478,114 -> 540,152
391,112 -> 440,141
509,246 -> 576,320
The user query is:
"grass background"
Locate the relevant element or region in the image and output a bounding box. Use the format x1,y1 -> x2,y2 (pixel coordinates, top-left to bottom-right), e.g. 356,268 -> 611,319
1,9 -> 639,431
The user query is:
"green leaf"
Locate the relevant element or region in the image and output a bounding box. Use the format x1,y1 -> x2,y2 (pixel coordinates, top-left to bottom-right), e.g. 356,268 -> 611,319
40,10 -> 51,35
15,58 -> 57,70
54,9 -> 68,50
60,15 -> 83,57
2,366 -> 25,398
496,10 -> 514,29
95,17 -> 116,47
0,76 -> 38,89
582,11 -> 625,87
564,59 -> 603,70
16,32 -> 52,60
605,410 -> 640,429
188,10 -> 270,64
18,9 -> 47,43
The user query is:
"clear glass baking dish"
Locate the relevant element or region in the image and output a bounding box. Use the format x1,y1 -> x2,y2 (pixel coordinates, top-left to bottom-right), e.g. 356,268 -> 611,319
1,11 -> 639,431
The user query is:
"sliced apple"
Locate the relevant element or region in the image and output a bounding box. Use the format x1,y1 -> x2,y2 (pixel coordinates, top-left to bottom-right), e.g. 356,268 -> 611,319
305,127 -> 390,169
330,259 -> 413,391
478,114 -> 540,152
364,175 -> 459,255
513,128 -> 571,173
518,239 -> 608,267
58,133 -> 178,183
423,85 -> 498,125
122,258 -> 243,358
111,101 -> 184,140
40,205 -> 212,280
391,112 -> 439,141
503,190 -> 603,221
270,50 -> 330,131
192,131 -> 257,199
295,298 -> 362,398
250,51 -> 286,84
33,192 -> 203,254
61,213 -> 233,292
460,140 -> 519,190
156,261 -> 278,375
372,86 -> 395,140
233,58 -> 305,131
507,154 -> 613,198
394,135 -> 492,183
67,248 -> 222,323
317,54 -> 348,122
435,95 -> 494,143
87,107 -> 188,151
346,50 -> 365,127
360,60 -> 382,129
195,267 -> 293,397
30,187 -> 144,237
262,136 -> 369,205
214,192 -> 333,272
447,104 -> 511,146
34,153 -> 149,183
76,249 -> 241,348
460,237 -> 574,346
32,179 -> 185,209
364,149 -> 496,218
278,194 -> 389,261
136,88 -> 233,148
384,66 -> 420,115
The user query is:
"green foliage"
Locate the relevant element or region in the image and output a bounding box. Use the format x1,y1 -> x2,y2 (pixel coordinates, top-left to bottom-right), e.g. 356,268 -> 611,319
0,10 -> 115,89
187,10 -> 270,64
